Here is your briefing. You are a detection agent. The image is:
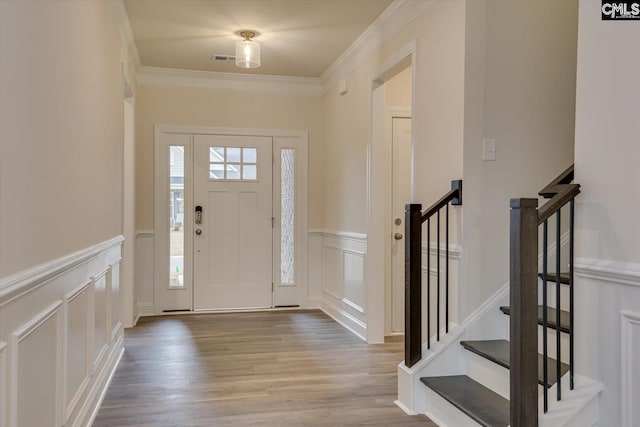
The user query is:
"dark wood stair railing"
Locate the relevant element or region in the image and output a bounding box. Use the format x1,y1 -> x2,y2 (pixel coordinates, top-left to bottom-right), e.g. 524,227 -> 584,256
404,180 -> 462,368
510,165 -> 579,426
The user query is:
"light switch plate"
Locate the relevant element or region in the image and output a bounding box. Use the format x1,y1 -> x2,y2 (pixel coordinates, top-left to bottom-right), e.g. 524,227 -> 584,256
482,138 -> 496,161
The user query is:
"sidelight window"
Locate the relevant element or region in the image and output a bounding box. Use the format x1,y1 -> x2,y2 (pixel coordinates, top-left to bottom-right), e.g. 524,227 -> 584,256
280,149 -> 295,284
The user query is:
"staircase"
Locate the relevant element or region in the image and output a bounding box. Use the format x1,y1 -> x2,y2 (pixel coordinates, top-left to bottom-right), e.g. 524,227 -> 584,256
397,166 -> 602,426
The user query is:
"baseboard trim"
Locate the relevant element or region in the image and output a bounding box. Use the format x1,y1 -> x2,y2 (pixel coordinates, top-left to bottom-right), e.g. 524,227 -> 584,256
78,335 -> 124,427
394,399 -> 418,416
321,297 -> 367,341
137,302 -> 155,317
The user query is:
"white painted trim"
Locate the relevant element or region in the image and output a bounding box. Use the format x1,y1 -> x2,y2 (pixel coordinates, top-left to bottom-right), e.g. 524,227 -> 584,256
63,280 -> 93,422
342,297 -> 365,314
575,258 -> 640,287
10,301 -> 63,427
394,399 -> 418,416
107,0 -> 141,68
422,242 -> 463,260
0,236 -> 124,306
137,66 -> 322,96
135,230 -> 154,238
78,337 -> 124,427
321,229 -> 367,242
461,282 -> 510,329
621,310 -> 640,427
136,302 -> 155,317
367,40 -> 417,345
321,297 -> 367,342
321,1 -> 432,93
156,124 -> 308,139
307,229 -> 323,237
0,341 -> 6,427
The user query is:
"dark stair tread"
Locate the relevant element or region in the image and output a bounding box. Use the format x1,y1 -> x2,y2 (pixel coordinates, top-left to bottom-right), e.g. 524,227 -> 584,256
420,375 -> 509,427
500,305 -> 570,334
460,339 -> 569,388
538,272 -> 570,284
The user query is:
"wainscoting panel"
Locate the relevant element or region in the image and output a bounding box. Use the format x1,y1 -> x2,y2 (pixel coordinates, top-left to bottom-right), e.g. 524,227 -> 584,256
575,257 -> 640,427
110,261 -> 122,340
12,301 -> 62,427
317,231 -> 368,340
622,310 -> 640,427
321,245 -> 342,300
134,231 -> 154,318
0,236 -> 124,427
306,232 -> 323,308
0,341 -> 6,427
93,271 -> 109,370
64,283 -> 91,420
342,250 -> 366,314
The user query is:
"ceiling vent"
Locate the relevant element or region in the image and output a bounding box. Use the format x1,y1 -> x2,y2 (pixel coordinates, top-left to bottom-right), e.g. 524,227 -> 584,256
212,54 -> 236,62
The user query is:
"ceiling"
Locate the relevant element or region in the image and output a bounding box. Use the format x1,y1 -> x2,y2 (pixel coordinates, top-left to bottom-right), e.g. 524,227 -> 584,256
123,0 -> 394,78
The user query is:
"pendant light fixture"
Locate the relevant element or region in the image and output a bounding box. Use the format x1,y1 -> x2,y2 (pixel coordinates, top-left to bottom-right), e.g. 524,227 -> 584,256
235,31 -> 260,69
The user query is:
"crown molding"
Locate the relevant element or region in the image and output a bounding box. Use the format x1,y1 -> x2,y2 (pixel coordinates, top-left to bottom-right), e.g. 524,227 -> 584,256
136,66 -> 323,96
108,0 -> 141,68
320,0 -> 434,94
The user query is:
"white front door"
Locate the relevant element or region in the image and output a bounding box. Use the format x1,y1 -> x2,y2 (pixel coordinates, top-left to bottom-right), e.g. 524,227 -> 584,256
391,117 -> 412,332
193,134 -> 273,310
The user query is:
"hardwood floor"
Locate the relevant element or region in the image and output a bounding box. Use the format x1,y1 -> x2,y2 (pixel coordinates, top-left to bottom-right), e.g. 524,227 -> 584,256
94,310 -> 435,426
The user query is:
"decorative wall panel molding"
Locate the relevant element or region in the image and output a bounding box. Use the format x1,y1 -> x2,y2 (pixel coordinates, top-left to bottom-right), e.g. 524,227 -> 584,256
0,236 -> 124,427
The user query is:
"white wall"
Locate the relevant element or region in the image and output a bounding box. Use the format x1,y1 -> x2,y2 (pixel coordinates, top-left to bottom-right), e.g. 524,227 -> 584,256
0,1 -> 131,424
320,0 -> 466,342
573,1 -> 640,425
135,86 -> 324,231
460,0 -> 578,319
322,0 -> 466,234
0,0 -> 125,278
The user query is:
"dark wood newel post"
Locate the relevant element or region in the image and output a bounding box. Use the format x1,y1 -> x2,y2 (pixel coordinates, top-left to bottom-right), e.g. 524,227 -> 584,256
405,203 -> 422,368
509,198 -> 539,427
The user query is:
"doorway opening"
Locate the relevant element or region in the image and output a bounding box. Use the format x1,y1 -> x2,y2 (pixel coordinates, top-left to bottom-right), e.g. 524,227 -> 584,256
367,41 -> 416,343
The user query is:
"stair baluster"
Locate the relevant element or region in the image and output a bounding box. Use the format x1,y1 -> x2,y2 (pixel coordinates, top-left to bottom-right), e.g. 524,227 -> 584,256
404,180 -> 461,368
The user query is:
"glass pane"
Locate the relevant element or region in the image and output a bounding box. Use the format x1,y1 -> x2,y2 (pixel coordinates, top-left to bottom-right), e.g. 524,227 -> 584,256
227,147 -> 241,163
210,146 -> 225,162
280,149 -> 295,284
243,147 -> 257,163
226,164 -> 240,179
209,163 -> 224,179
169,145 -> 185,287
243,164 -> 257,180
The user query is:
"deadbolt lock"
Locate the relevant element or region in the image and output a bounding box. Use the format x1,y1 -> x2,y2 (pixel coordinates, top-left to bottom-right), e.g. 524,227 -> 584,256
195,229 -> 202,235
395,218 -> 402,225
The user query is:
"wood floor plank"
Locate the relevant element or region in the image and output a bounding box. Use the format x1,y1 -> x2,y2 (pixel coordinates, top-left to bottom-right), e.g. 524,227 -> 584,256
93,310 -> 435,426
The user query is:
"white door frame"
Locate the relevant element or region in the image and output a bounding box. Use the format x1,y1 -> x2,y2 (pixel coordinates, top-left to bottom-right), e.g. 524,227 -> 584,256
153,125 -> 309,314
385,109 -> 412,336
367,41 -> 416,343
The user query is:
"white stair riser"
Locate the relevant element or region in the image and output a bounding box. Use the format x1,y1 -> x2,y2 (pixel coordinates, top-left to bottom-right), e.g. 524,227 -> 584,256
466,349 -> 546,400
538,281 -> 571,311
537,326 -> 571,363
505,318 -> 571,362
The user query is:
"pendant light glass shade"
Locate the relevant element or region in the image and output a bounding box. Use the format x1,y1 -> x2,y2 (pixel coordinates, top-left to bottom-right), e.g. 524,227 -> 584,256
235,35 -> 260,69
